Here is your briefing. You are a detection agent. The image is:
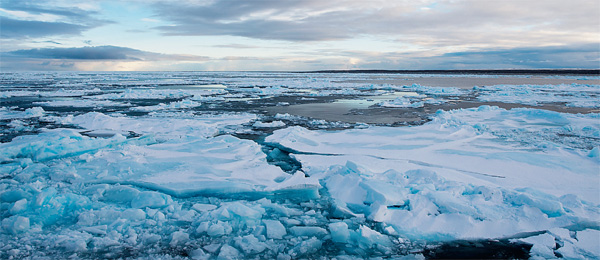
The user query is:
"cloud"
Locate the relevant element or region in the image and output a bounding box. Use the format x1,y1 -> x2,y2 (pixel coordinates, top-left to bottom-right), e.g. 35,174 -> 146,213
7,46 -> 140,60
343,44 -> 600,70
149,0 -> 600,46
0,0 -> 109,39
4,45 -> 209,61
1,45 -> 210,71
435,44 -> 600,69
0,17 -> 89,38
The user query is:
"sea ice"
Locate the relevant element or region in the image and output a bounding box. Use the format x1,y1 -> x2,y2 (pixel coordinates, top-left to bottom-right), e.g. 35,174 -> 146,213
2,72 -> 598,259
475,83 -> 600,108
263,219 -> 287,239
266,106 -> 600,241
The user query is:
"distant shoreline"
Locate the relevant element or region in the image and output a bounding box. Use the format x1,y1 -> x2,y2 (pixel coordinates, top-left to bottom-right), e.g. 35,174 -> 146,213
302,69 -> 600,75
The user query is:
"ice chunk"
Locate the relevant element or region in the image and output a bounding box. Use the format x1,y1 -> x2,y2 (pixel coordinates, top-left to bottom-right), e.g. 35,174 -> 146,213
103,185 -> 140,203
131,191 -> 172,208
122,208 -> 146,221
0,129 -> 127,162
218,244 -> 241,260
1,189 -> 31,202
518,233 -> 557,259
62,111 -> 257,140
253,121 -> 286,128
23,107 -> 45,117
328,222 -> 351,243
72,135 -> 317,199
170,231 -> 190,247
2,216 -> 30,234
234,234 -> 267,254
575,229 -> 600,256
358,225 -> 393,248
9,198 -> 28,214
207,221 -> 233,237
289,226 -> 328,237
519,233 -> 556,249
378,96 -> 424,108
130,99 -> 201,112
290,237 -> 322,256
192,203 -> 218,213
189,248 -> 210,260
258,198 -> 303,217
263,219 -> 287,239
190,248 -> 209,260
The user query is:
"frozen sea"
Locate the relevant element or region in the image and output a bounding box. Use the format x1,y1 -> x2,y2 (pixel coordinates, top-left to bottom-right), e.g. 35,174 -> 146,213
0,71 -> 599,259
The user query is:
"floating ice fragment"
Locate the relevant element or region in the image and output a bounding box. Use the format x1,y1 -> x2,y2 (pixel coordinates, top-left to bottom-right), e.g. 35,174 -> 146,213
207,221 -> 232,237
130,191 -> 172,208
170,231 -> 190,247
192,203 -> 218,213
103,185 -> 140,203
9,198 -> 28,214
218,244 -> 241,259
328,222 -> 351,243
234,234 -> 267,254
190,248 -> 209,260
2,216 -> 30,234
290,237 -> 322,256
253,120 -> 286,128
263,219 -> 287,239
1,189 -> 31,202
289,226 -> 328,238
23,107 -> 45,117
378,96 -> 424,108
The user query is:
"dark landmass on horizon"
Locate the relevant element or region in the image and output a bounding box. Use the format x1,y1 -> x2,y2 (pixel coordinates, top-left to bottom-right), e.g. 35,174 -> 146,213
302,69 -> 600,75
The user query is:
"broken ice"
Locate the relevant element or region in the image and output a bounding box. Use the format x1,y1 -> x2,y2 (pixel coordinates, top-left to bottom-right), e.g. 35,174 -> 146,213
1,72 -> 598,259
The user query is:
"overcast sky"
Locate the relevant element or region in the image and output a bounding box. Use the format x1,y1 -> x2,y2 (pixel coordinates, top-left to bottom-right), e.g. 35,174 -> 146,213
1,0 -> 599,71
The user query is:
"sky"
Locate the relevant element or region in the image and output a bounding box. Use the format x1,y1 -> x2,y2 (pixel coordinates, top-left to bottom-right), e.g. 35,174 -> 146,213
0,0 -> 599,71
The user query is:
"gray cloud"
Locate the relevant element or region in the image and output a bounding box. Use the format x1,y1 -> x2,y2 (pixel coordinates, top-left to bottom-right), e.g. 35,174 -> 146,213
150,0 -> 599,45
1,0 -> 96,22
3,45 -> 209,61
0,0 -> 110,39
1,45 -> 210,71
435,44 -> 600,69
0,17 -> 89,38
345,44 -> 600,70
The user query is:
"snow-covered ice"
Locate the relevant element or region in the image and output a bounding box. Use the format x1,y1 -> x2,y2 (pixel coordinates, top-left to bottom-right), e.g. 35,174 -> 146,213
1,71 -> 598,259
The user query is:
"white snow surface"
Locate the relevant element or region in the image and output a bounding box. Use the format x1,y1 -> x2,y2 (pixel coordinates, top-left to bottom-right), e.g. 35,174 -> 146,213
266,106 -> 600,241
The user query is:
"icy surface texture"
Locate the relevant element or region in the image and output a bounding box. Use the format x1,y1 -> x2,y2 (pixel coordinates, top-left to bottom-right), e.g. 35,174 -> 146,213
1,72 -> 599,259
267,106 -> 599,243
476,83 -> 600,108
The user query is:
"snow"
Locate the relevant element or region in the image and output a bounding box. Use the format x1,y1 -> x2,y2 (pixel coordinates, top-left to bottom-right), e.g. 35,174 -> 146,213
266,106 -> 600,241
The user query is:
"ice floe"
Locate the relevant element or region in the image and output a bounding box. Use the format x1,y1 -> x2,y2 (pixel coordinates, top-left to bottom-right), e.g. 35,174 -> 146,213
1,71 -> 599,259
266,106 -> 600,242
